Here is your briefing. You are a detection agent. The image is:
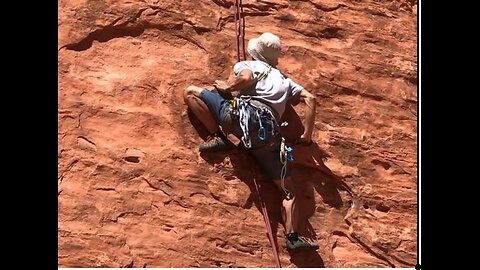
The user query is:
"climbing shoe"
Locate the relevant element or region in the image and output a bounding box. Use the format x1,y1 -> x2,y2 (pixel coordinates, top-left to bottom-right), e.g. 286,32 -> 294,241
285,232 -> 319,251
199,134 -> 234,153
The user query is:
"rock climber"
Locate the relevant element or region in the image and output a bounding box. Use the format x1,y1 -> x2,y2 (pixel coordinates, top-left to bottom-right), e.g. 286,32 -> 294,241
183,32 -> 318,251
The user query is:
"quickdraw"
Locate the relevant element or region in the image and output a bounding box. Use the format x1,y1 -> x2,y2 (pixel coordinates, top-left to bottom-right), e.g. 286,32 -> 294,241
280,137 -> 294,199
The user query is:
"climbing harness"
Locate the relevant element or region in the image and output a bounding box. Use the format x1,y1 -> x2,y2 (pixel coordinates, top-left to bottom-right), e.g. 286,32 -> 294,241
230,96 -> 279,149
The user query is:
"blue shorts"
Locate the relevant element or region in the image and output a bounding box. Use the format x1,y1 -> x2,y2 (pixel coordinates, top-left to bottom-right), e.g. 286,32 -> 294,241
199,89 -> 289,180
199,89 -> 232,130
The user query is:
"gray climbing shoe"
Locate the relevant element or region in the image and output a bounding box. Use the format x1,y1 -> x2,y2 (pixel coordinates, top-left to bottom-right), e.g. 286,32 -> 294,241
199,135 -> 234,153
285,233 -> 319,251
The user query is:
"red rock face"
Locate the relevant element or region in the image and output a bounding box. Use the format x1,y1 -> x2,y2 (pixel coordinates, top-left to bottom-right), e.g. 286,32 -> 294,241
58,0 -> 417,267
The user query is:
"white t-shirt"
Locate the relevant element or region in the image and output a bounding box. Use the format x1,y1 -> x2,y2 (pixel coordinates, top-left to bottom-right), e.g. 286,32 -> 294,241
233,60 -> 303,120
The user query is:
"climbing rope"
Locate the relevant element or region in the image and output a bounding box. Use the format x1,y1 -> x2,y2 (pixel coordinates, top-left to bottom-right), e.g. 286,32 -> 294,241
234,0 -> 246,62
252,173 -> 282,268
233,1 -> 280,267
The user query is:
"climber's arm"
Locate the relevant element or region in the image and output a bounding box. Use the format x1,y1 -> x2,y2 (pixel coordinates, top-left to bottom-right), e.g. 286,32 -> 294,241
214,69 -> 255,93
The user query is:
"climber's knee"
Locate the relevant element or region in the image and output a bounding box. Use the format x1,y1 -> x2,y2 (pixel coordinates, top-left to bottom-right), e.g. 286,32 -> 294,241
183,85 -> 203,103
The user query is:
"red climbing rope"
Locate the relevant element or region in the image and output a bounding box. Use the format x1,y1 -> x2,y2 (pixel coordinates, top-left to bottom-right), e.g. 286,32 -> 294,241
253,176 -> 282,268
234,0 -> 246,62
234,1 -> 280,267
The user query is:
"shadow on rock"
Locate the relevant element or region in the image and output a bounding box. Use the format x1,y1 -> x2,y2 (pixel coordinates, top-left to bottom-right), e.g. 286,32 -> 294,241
199,145 -> 285,265
289,249 -> 325,268
188,107 -> 354,267
291,141 -> 354,197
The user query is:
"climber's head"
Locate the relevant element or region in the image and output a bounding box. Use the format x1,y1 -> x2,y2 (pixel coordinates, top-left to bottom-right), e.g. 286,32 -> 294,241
247,32 -> 281,67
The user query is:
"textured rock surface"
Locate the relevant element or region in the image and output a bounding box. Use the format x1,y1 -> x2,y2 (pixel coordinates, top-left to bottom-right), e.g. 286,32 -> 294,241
58,0 -> 417,267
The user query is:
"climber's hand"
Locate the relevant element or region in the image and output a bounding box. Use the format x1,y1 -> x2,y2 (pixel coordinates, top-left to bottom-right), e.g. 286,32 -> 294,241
214,80 -> 229,92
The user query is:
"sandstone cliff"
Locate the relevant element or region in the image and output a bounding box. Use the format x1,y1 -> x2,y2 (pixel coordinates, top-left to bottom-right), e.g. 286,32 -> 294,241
58,0 -> 417,267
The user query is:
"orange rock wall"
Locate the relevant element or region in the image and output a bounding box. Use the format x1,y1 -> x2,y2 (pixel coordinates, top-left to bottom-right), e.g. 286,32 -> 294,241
58,0 -> 417,267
